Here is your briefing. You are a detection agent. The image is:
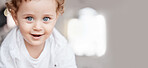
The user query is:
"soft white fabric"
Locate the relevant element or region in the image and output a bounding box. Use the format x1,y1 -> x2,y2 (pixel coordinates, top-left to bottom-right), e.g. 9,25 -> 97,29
0,26 -> 77,68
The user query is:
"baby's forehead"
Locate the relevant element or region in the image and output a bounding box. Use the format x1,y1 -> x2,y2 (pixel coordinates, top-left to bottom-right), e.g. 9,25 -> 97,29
17,0 -> 57,17
18,0 -> 57,10
6,0 -> 64,15
18,0 -> 57,6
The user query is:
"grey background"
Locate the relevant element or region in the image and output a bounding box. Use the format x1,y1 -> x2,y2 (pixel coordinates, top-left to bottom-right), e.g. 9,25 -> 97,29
57,0 -> 148,68
1,0 -> 148,68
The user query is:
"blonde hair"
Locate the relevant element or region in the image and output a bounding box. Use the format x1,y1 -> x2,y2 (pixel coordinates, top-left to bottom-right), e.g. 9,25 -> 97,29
5,0 -> 65,15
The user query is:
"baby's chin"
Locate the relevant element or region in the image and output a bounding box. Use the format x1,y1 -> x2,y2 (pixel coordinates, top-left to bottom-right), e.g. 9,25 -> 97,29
25,40 -> 46,46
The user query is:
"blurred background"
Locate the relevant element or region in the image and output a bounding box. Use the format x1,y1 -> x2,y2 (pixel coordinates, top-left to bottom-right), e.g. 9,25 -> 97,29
0,0 -> 148,68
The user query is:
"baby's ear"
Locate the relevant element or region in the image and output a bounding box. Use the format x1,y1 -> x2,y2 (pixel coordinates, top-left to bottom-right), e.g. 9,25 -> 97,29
56,12 -> 60,19
10,10 -> 18,26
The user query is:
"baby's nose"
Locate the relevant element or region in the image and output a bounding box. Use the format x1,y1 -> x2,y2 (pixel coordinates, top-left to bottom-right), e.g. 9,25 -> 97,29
33,21 -> 43,31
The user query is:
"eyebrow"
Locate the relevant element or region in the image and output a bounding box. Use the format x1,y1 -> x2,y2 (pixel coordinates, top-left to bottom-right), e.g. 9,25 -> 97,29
43,13 -> 55,17
22,13 -> 34,17
22,13 -> 55,17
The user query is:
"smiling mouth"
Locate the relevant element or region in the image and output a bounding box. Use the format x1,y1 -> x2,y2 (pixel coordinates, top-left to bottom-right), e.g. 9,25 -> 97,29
32,35 -> 41,37
31,34 -> 43,37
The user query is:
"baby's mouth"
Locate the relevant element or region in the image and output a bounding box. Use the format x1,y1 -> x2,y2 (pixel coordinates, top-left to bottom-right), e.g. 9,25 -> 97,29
31,34 -> 43,37
32,34 -> 42,37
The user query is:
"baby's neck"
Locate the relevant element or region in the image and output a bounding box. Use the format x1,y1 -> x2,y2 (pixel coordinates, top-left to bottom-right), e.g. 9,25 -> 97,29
25,42 -> 45,59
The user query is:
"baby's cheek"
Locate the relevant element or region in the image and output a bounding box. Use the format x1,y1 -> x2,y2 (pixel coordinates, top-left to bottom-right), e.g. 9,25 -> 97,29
45,29 -> 53,38
46,30 -> 52,36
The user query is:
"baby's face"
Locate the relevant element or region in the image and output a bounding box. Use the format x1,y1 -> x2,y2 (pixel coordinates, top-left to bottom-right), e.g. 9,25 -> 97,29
13,0 -> 58,46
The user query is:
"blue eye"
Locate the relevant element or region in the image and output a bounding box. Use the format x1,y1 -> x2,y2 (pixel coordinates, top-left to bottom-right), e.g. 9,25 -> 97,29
26,17 -> 33,21
43,17 -> 50,21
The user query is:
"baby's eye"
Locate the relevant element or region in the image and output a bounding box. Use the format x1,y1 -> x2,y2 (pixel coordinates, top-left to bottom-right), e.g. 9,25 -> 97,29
26,17 -> 33,21
43,17 -> 50,21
